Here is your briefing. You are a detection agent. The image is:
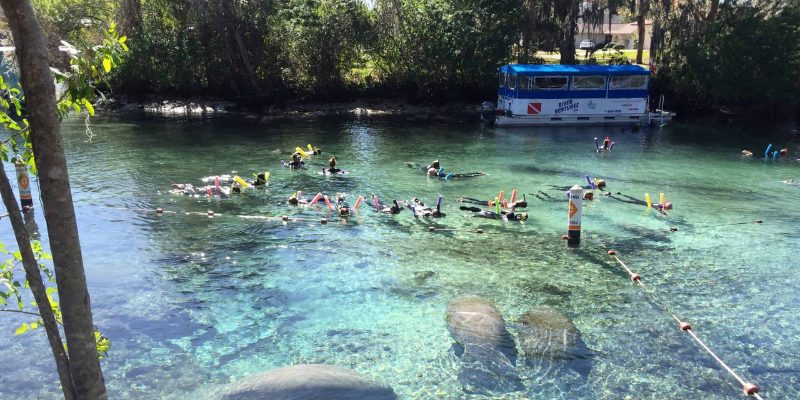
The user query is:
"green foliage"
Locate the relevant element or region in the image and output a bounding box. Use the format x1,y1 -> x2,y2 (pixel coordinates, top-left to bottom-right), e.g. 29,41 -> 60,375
657,0 -> 800,117
0,21 -> 126,360
0,241 -> 110,358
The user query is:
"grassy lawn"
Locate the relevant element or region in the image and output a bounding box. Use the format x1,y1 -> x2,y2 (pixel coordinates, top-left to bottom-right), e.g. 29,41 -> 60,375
535,50 -> 650,66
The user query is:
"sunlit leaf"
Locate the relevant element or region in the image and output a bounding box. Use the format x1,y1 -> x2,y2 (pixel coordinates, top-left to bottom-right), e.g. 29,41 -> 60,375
82,99 -> 95,116
15,323 -> 29,335
102,57 -> 112,73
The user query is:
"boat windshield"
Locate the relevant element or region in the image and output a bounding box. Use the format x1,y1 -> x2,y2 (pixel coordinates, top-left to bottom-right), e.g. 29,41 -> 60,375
533,76 -> 568,90
571,75 -> 606,90
609,75 -> 648,89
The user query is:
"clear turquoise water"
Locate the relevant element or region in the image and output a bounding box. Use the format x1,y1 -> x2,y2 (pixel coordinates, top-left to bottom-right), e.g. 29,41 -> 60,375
1,115 -> 799,399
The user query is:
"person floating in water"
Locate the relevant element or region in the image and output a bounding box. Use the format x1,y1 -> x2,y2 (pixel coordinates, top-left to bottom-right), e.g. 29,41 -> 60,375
594,136 -> 613,152
335,193 -> 351,216
288,191 -> 310,206
459,206 -> 528,221
323,156 -> 345,175
407,197 -> 445,218
426,160 -> 441,177
371,195 -> 404,214
405,160 -> 484,179
285,152 -> 305,169
459,195 -> 527,209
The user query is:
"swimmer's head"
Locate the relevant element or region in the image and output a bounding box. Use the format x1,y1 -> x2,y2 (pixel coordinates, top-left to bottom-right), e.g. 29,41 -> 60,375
780,148 -> 788,156
584,192 -> 594,200
339,207 -> 350,216
329,156 -> 337,168
595,179 -> 606,189
292,152 -> 301,161
431,160 -> 440,169
314,147 -> 322,155
517,213 -> 529,221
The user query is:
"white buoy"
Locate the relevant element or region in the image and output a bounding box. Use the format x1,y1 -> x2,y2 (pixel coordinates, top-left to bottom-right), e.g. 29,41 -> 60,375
567,184 -> 584,246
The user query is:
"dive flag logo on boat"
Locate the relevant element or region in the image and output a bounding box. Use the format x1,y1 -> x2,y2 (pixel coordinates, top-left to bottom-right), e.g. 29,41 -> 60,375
527,102 -> 542,115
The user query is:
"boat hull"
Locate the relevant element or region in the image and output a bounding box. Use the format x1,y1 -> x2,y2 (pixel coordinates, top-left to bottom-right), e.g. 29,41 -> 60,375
493,111 -> 675,127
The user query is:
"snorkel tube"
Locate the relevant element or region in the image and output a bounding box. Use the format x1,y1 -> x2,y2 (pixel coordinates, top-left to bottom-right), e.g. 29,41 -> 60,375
437,195 -> 442,214
594,137 -> 599,150
323,195 -> 334,211
586,175 -> 596,189
214,176 -> 221,196
510,189 -> 517,205
765,144 -> 773,158
373,195 -> 380,211
495,197 -> 500,215
310,192 -> 323,205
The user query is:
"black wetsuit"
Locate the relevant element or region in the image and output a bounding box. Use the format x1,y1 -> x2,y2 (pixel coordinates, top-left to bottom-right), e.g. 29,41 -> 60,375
407,199 -> 445,218
373,198 -> 403,214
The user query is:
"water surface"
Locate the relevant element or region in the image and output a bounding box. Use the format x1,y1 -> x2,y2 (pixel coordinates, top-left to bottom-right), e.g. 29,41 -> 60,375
1,114 -> 799,399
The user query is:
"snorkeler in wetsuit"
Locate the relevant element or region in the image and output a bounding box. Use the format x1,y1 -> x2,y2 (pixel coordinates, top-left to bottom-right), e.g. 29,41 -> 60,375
371,195 -> 404,214
288,191 -> 311,206
286,152 -> 305,169
335,193 -> 351,216
459,206 -> 528,221
407,197 -> 445,218
324,156 -> 344,174
459,195 -> 528,209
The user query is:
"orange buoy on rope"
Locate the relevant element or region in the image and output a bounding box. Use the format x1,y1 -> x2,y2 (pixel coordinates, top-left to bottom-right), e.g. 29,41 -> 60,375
743,383 -> 759,395
630,273 -> 641,282
608,250 -> 617,255
680,322 -> 692,331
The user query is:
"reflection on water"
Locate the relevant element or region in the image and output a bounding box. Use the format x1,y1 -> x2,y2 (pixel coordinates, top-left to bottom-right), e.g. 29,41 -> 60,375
1,115 -> 799,399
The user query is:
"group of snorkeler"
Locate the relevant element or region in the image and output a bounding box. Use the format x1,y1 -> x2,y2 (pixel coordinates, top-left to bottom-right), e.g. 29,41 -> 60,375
170,172 -> 270,197
741,145 -> 789,158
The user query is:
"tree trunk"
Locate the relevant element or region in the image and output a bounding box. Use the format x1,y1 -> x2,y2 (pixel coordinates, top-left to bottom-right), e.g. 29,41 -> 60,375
707,0 -> 719,22
559,0 -> 579,64
636,0 -> 648,64
118,0 -> 142,37
0,1 -> 107,399
0,167 -> 76,400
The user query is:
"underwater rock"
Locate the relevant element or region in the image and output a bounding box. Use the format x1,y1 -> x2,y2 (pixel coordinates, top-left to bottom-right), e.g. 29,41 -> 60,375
445,296 -> 523,395
217,364 -> 397,400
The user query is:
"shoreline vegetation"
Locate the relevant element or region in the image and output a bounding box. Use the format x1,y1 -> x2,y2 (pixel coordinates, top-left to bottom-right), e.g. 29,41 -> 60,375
28,0 -> 799,124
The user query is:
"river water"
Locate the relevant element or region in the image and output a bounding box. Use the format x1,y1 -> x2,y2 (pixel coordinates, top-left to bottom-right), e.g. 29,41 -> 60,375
1,114 -> 799,399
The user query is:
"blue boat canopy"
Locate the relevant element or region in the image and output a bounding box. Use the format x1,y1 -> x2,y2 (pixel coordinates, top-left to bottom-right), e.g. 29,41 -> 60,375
499,64 -> 649,76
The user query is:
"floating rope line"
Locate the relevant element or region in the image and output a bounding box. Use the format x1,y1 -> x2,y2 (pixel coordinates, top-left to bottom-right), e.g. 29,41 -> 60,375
426,226 -> 486,234
603,246 -> 763,399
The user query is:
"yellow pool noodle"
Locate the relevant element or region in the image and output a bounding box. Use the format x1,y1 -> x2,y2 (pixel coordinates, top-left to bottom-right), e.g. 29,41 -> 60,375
645,193 -> 652,208
295,147 -> 309,157
233,176 -> 250,188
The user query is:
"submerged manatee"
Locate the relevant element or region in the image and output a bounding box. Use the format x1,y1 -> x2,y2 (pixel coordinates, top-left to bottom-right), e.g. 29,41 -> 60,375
445,296 -> 523,395
517,306 -> 593,387
216,364 -> 397,400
